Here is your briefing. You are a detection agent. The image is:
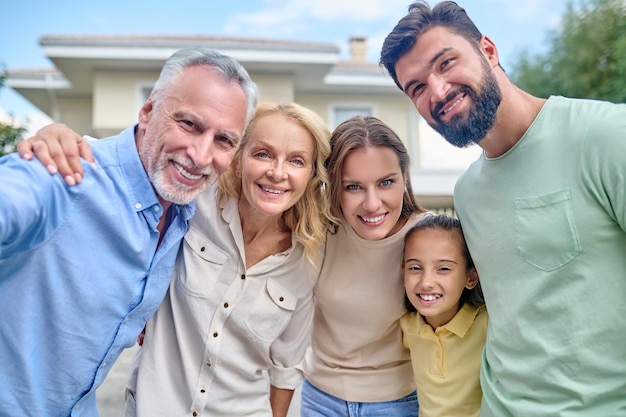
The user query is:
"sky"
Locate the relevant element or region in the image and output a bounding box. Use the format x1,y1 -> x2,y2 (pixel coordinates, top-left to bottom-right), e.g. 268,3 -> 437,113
0,0 -> 570,134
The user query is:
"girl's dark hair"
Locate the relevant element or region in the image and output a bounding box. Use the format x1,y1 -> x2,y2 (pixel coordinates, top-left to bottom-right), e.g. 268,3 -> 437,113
403,213 -> 484,313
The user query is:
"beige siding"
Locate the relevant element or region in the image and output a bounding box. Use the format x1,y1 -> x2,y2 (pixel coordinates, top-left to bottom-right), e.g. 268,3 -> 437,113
251,74 -> 295,103
57,98 -> 92,135
297,93 -> 420,168
93,71 -> 158,132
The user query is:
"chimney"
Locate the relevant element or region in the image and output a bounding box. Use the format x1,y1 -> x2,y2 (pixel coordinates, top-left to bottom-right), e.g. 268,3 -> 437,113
349,37 -> 367,62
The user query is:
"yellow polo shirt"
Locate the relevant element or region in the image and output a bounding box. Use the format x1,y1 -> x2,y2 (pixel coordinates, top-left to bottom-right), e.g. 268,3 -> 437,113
400,304 -> 488,417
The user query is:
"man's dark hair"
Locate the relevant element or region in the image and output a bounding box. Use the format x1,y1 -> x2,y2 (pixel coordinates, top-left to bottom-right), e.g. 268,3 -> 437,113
380,1 -> 482,89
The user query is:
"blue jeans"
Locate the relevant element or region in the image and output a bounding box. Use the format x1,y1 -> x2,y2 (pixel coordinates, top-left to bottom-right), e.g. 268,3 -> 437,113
300,379 -> 418,417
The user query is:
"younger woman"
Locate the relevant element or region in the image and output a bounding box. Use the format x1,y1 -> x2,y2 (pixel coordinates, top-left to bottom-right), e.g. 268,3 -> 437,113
401,214 -> 487,417
302,116 -> 427,416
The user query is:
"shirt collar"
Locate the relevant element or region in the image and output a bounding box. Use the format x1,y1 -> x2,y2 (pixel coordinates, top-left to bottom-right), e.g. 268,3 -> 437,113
415,304 -> 483,338
440,304 -> 483,338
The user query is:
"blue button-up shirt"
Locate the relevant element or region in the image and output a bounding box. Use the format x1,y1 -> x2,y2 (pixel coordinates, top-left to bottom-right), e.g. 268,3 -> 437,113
0,125 -> 194,416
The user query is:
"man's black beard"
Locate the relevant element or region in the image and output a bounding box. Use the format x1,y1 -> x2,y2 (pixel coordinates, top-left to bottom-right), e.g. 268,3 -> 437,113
430,64 -> 502,148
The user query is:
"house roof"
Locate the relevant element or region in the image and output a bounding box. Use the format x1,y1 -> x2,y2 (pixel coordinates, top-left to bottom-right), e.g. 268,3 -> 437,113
7,34 -> 399,116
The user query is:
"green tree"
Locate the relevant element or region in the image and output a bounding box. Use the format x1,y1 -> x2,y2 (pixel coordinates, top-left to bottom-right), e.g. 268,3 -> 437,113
511,0 -> 626,103
0,68 -> 27,156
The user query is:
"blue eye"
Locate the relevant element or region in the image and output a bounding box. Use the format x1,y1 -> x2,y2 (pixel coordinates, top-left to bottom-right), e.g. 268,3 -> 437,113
381,179 -> 393,187
346,184 -> 359,191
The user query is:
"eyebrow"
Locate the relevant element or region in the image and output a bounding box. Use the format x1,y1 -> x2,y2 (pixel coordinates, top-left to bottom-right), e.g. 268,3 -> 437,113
341,172 -> 401,185
174,110 -> 241,145
173,111 -> 205,130
402,47 -> 453,94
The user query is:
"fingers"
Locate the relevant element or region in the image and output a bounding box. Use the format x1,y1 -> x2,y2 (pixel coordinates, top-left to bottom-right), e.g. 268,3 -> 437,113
21,123 -> 87,186
16,140 -> 36,161
52,135 -> 85,186
77,136 -> 96,166
42,129 -> 82,186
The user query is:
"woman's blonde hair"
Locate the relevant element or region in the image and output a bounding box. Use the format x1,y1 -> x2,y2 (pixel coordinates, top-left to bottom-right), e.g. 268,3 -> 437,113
218,102 -> 334,266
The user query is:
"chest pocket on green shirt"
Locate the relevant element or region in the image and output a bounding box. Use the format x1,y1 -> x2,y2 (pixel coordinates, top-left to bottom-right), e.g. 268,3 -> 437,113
515,188 -> 581,271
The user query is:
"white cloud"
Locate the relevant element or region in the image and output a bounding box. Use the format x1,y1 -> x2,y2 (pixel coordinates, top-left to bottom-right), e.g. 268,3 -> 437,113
280,0 -> 407,21
222,0 -> 408,39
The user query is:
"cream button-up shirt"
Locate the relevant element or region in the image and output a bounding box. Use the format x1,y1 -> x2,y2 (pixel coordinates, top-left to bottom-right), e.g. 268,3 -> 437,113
126,184 -> 320,417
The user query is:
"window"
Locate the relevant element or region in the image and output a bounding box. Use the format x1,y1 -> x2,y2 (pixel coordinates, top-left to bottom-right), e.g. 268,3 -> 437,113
330,103 -> 376,128
135,82 -> 154,115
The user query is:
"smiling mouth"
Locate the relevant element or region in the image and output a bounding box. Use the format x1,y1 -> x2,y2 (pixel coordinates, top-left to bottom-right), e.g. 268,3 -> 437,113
173,161 -> 202,181
419,294 -> 441,302
359,214 -> 385,224
440,93 -> 465,116
261,185 -> 286,195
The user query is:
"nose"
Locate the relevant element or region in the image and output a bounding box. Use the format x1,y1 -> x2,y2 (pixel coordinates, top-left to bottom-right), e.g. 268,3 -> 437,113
428,73 -> 449,103
267,160 -> 286,181
362,187 -> 382,212
188,135 -> 215,168
419,270 -> 435,289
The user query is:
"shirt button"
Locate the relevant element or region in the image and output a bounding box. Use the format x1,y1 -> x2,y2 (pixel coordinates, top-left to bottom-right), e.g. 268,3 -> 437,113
134,203 -> 142,210
200,389 -> 206,393
213,332 -> 218,337
223,302 -> 229,308
154,206 -> 160,212
200,247 -> 206,252
240,274 -> 245,280
279,296 -> 284,302
192,411 -> 198,416
206,361 -> 212,367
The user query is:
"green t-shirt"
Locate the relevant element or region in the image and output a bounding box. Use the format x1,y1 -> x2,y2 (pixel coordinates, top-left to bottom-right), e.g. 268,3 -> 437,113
455,96 -> 626,416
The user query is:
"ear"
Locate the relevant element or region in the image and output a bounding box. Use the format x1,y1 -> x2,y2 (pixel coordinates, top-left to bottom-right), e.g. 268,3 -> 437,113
138,99 -> 154,127
479,35 -> 500,68
465,268 -> 479,290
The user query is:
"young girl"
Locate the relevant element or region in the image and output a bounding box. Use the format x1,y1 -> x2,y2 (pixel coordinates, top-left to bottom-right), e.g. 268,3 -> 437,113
401,214 -> 487,417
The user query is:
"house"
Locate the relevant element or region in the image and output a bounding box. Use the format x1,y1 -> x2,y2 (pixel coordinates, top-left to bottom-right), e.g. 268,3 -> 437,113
6,34 -> 480,210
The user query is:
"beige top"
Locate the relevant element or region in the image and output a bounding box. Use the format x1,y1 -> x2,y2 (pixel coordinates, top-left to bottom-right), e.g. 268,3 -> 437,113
126,184 -> 319,417
306,212 -> 426,402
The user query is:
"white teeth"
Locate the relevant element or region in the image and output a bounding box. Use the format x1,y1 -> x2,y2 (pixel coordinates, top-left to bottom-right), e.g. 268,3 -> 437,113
419,294 -> 441,301
442,95 -> 464,114
262,186 -> 284,195
361,214 -> 384,223
174,162 -> 202,180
